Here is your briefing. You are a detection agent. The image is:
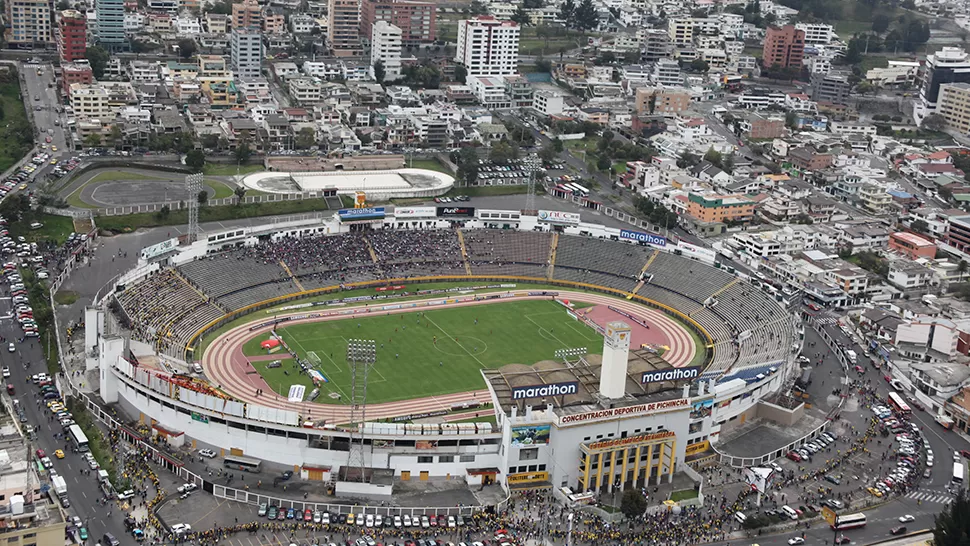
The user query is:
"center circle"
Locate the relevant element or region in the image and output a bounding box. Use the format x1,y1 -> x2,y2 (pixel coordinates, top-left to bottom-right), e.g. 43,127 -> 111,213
431,336 -> 488,357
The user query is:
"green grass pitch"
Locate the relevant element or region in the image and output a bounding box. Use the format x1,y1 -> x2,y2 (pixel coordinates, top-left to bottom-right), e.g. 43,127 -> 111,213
243,299 -> 604,404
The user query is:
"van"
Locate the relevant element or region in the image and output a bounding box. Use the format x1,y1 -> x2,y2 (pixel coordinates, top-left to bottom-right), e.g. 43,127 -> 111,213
781,505 -> 798,520
28,222 -> 41,230
103,533 -> 120,546
734,511 -> 747,524
191,363 -> 203,374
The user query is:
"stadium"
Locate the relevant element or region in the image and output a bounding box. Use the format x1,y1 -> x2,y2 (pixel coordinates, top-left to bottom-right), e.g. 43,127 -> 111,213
91,205 -> 798,496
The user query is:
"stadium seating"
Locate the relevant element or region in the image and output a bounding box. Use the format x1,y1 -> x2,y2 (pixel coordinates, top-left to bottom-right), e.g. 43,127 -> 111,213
180,254 -> 286,298
646,252 -> 735,302
464,230 -> 552,277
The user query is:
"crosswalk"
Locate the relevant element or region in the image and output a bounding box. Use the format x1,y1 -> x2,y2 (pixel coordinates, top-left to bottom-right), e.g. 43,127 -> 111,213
906,489 -> 953,504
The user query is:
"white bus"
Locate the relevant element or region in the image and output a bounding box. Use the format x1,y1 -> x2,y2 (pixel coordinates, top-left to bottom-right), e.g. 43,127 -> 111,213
953,461 -> 965,489
68,424 -> 89,452
831,513 -> 867,530
571,183 -> 591,196
223,455 -> 262,473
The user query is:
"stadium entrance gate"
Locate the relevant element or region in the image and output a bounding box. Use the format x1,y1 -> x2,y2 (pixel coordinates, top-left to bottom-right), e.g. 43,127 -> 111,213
579,431 -> 677,492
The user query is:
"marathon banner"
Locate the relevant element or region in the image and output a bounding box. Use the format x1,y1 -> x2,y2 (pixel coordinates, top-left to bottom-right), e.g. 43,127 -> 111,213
375,285 -> 406,292
640,366 -> 701,384
512,381 -> 579,400
437,206 -> 475,218
619,229 -> 667,247
391,410 -> 448,422
338,207 -> 385,221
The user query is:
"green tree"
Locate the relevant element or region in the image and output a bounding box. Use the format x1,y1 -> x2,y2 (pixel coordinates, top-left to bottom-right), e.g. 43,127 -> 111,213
511,5 -> 530,25
469,0 -> 488,14
933,487 -> 970,546
910,219 -> 929,234
197,189 -> 208,205
235,141 -> 253,164
489,140 -> 519,163
373,60 -> 386,84
83,133 -> 102,149
922,113 -> 947,131
703,147 -> 723,168
295,127 -> 316,149
84,46 -> 110,79
535,58 -> 552,72
538,144 -> 557,163
872,13 -> 891,33
185,149 -> 206,173
454,64 -> 467,83
523,0 -> 543,7
108,125 -> 123,148
690,58 -> 710,72
176,38 -> 197,60
553,139 -> 564,153
574,0 -> 599,31
233,186 -> 247,203
596,154 -> 611,171
620,489 -> 647,519
559,0 -> 576,27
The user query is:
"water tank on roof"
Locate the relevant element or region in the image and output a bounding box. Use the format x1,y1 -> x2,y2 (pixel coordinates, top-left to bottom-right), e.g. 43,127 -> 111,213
9,494 -> 24,515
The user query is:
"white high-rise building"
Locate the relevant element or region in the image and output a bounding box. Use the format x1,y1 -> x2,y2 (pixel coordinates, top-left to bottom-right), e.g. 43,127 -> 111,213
231,27 -> 263,81
371,21 -> 402,82
454,16 -> 519,83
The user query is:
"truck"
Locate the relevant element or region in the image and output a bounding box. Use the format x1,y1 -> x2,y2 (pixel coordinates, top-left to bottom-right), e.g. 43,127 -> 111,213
796,367 -> 812,388
51,475 -> 68,506
846,350 -> 858,365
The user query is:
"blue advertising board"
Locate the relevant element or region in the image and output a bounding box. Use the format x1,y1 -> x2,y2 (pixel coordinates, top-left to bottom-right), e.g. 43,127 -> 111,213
619,229 -> 667,247
338,207 -> 386,221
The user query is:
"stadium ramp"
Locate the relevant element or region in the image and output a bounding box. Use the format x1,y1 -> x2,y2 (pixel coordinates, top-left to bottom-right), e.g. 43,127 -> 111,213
279,260 -> 305,292
626,249 -> 661,299
547,233 -> 559,279
455,229 -> 473,275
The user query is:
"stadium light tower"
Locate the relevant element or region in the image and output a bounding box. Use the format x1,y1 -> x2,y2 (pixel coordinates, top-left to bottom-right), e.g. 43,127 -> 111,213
185,173 -> 203,243
522,154 -> 542,214
345,339 -> 376,482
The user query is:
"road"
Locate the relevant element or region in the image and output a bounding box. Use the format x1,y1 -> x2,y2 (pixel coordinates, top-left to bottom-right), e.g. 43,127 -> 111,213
20,62 -> 74,190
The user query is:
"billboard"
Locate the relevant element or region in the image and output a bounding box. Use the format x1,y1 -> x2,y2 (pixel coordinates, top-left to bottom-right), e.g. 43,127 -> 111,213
394,206 -> 437,219
437,206 -> 475,217
743,466 -> 774,492
338,207 -> 385,221
685,441 -> 710,455
140,238 -> 179,260
508,471 -> 549,484
511,381 -> 579,400
619,229 -> 667,247
510,424 -> 551,446
641,366 -> 700,384
538,210 -> 581,225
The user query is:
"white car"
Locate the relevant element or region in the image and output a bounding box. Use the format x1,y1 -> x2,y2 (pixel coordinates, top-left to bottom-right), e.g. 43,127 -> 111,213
7,343 -> 14,353
171,523 -> 191,535
2,367 -> 9,378
198,449 -> 216,458
177,483 -> 197,494
117,489 -> 135,500
788,538 -> 805,546
899,515 -> 916,523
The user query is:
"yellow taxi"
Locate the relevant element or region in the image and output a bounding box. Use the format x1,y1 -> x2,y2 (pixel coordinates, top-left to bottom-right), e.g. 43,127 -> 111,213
867,487 -> 883,497
50,159 -> 57,165
18,184 -> 26,191
53,449 -> 64,459
51,146 -> 57,151
48,402 -> 64,412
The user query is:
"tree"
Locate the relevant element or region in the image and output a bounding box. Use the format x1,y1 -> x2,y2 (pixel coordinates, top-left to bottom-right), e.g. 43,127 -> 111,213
83,133 -> 102,149
933,487 -> 970,546
574,0 -> 599,31
469,0 -> 488,14
235,141 -> 253,164
559,0 -> 576,27
722,153 -> 735,174
872,13 -> 891,33
295,127 -> 316,149
85,46 -> 110,79
56,0 -> 69,8
489,140 -> 519,163
553,138 -> 564,153
538,144 -> 557,163
197,189 -> 209,206
703,147 -> 723,167
535,58 -> 552,72
677,151 -> 700,169
108,125 -> 123,148
910,219 -> 929,234
511,4 -> 530,25
523,0 -> 543,7
922,113 -> 947,131
596,154 -> 611,171
620,489 -> 648,519
690,58 -> 710,73
185,149 -> 206,173
373,60 -> 386,84
233,186 -> 247,203
454,65 -> 467,83
176,38 -> 197,60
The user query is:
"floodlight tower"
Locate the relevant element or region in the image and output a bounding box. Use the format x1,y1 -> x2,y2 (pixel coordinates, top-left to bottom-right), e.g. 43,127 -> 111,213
345,339 -> 376,482
185,173 -> 204,243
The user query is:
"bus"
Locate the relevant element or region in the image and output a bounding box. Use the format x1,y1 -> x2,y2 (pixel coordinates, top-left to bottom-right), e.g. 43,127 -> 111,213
223,455 -> 262,473
888,392 -> 912,416
571,183 -> 591,196
953,462 -> 965,489
831,513 -> 867,530
68,424 -> 89,452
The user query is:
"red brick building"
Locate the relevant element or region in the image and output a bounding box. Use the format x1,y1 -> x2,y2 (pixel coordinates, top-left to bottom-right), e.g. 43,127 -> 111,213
889,232 -> 937,260
763,25 -> 805,69
360,0 -> 436,45
57,10 -> 86,63
61,62 -> 93,97
747,114 -> 785,139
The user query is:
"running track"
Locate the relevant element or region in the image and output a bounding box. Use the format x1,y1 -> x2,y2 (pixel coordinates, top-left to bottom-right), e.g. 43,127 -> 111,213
202,291 -> 701,423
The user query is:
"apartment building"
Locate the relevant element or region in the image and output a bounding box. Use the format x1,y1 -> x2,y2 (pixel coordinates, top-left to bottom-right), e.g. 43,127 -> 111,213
938,82 -> 970,134
794,23 -> 834,45
371,21 -> 402,81
763,25 -> 804,69
361,0 -> 435,45
667,17 -> 692,47
230,27 -> 262,80
810,72 -> 850,104
687,193 -> 756,224
6,0 -> 53,47
328,0 -> 362,56
95,0 -> 125,49
455,16 -> 519,83
231,0 -> 261,29
57,9 -> 86,62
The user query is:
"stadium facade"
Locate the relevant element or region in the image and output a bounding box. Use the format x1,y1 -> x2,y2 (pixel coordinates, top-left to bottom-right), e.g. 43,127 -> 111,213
91,207 -> 796,494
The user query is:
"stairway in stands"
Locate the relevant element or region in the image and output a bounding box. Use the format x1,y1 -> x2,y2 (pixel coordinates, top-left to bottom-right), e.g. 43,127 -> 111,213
279,260 -> 306,292
456,229 -> 473,274
547,233 -> 559,279
710,278 -> 739,300
627,250 -> 661,299
171,268 -> 229,313
363,236 -> 379,263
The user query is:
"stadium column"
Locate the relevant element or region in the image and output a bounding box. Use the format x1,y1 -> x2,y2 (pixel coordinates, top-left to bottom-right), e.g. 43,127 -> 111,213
595,452 -> 605,491
619,447 -> 629,491
608,450 -> 617,493
645,443 -> 655,485
667,440 -> 676,483
581,454 -> 591,492
655,444 -> 665,486
632,445 -> 642,486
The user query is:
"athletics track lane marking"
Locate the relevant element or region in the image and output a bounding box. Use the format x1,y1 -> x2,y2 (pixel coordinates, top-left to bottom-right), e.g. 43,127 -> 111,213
278,326 -> 349,400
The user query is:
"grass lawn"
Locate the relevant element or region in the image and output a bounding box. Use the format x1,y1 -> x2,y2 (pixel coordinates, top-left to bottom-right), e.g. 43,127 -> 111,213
612,162 -> 628,174
53,290 -> 79,305
860,56 -> 889,73
409,158 -> 453,175
65,170 -> 168,209
670,489 -> 699,502
207,179 -> 236,199
834,19 -> 875,37
9,213 -> 75,245
742,46 -> 763,59
203,164 -> 265,176
0,82 -> 33,174
243,299 -> 604,403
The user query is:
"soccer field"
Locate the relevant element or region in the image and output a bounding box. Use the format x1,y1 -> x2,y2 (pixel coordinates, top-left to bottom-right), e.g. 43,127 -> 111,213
243,299 -> 604,404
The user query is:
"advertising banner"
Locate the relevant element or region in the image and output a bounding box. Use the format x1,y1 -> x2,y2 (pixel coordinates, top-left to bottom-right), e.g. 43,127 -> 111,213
537,210 -> 581,225
140,238 -> 179,260
338,207 -> 385,221
394,206 -> 437,218
641,366 -> 701,384
685,441 -> 710,455
437,206 -> 475,218
287,385 -> 306,402
510,424 -> 551,446
508,471 -> 549,484
743,466 -> 774,492
511,381 -> 579,400
619,229 -> 667,247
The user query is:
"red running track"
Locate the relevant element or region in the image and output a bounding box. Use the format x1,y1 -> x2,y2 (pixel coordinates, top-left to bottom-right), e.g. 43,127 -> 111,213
202,291 -> 701,422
